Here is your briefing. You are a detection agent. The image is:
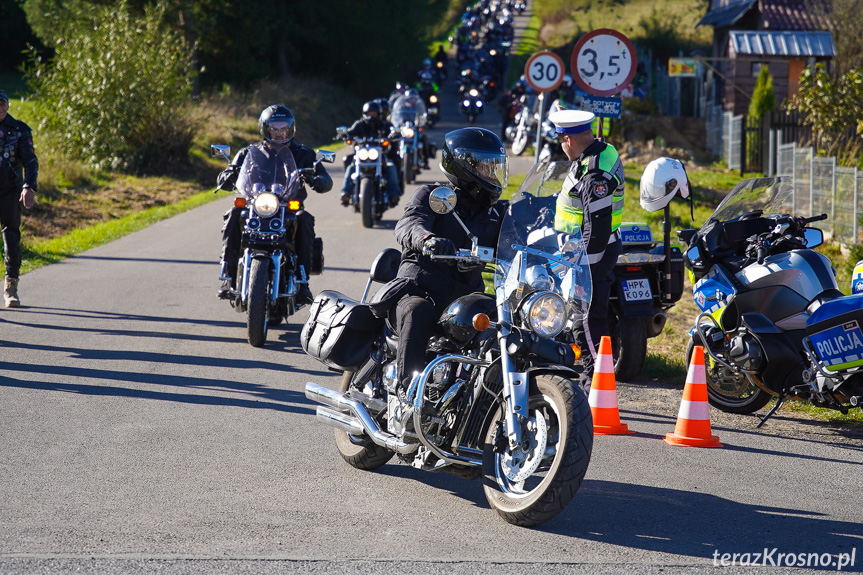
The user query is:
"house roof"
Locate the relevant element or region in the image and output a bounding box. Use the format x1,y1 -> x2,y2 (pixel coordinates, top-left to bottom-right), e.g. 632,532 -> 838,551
698,0 -> 757,28
729,30 -> 836,57
698,0 -> 827,29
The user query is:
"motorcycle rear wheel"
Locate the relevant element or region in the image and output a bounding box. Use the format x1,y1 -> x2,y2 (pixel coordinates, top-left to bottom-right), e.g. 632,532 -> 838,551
511,129 -> 528,155
609,306 -> 647,382
482,374 -> 592,527
246,257 -> 270,347
359,177 -> 375,229
333,370 -> 395,470
686,336 -> 773,414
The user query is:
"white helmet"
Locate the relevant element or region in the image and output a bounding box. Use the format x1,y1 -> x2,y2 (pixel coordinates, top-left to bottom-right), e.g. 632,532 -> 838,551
639,157 -> 690,212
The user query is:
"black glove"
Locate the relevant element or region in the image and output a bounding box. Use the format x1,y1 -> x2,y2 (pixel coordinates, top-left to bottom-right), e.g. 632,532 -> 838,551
216,166 -> 238,190
423,236 -> 456,257
312,175 -> 329,193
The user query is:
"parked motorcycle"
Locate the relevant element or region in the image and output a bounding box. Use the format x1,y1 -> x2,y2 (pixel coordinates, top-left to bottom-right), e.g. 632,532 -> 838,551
336,130 -> 397,228
391,94 -> 428,189
508,94 -> 537,156
303,164 -> 594,527
211,144 -> 335,347
680,176 -> 862,424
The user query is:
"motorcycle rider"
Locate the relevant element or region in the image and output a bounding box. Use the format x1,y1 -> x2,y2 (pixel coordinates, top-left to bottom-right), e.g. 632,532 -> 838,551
389,127 -> 509,398
338,100 -> 402,207
549,109 -> 624,388
217,105 -> 332,305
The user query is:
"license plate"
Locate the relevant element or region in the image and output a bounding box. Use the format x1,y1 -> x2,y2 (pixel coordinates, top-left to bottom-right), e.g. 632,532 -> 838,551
810,320 -> 863,369
621,278 -> 652,302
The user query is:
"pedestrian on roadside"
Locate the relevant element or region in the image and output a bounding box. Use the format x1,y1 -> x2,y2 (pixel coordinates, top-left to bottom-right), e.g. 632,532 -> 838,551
0,89 -> 38,308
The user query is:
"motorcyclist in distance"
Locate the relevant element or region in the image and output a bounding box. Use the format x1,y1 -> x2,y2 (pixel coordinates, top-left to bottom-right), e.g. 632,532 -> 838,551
338,100 -> 402,207
217,105 -> 332,305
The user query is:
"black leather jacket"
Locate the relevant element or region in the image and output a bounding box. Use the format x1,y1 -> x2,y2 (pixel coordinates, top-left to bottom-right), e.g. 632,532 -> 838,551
0,114 -> 39,194
217,140 -> 332,203
395,183 -> 506,305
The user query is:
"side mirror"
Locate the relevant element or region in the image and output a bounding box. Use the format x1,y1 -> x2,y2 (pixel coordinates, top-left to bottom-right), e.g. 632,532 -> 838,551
677,229 -> 697,245
804,227 -> 823,249
317,150 -> 336,164
429,186 -> 457,214
211,144 -> 231,162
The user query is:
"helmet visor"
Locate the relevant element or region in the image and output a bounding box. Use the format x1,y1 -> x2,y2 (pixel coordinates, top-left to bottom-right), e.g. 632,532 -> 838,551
452,147 -> 509,191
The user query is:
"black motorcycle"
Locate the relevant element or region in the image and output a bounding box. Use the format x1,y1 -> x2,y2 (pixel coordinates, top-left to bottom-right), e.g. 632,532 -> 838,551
211,144 -> 335,347
336,130 -> 397,228
303,167 -> 594,527
390,94 -> 428,189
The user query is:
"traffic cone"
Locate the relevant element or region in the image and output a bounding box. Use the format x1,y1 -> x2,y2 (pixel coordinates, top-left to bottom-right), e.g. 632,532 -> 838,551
588,336 -> 634,435
665,345 -> 723,448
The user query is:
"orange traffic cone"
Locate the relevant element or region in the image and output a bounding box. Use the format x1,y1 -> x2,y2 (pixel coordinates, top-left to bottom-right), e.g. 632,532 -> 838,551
665,345 -> 723,448
588,336 -> 634,435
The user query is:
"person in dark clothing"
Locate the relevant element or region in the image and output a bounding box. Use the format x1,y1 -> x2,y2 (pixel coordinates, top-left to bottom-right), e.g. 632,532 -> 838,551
0,90 -> 38,308
338,101 -> 401,207
216,105 -> 332,305
391,127 -> 509,395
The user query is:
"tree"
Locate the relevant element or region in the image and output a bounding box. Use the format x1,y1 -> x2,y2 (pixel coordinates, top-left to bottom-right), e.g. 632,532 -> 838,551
748,65 -> 776,119
806,0 -> 863,78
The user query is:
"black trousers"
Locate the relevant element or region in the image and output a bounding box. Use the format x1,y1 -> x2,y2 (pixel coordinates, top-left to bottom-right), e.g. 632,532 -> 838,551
393,293 -> 440,391
220,206 -> 315,286
0,192 -> 22,278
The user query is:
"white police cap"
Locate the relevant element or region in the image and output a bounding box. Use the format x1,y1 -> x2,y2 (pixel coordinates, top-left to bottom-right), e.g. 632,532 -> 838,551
548,109 -> 595,134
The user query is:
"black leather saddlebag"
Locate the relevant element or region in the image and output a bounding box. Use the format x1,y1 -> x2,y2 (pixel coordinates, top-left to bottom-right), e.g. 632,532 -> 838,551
301,290 -> 382,371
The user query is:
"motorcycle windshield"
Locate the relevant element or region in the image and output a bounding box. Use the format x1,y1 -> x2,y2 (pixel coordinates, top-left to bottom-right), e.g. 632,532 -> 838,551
495,161 -> 592,331
702,176 -> 792,228
235,144 -> 301,200
392,95 -> 427,127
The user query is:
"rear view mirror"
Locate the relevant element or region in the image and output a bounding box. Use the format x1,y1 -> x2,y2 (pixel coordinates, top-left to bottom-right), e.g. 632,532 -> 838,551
429,187 -> 457,214
211,144 -> 231,161
804,227 -> 823,249
318,150 -> 336,164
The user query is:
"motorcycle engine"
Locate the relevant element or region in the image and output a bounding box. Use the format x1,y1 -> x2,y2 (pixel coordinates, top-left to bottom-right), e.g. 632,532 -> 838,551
728,333 -> 764,371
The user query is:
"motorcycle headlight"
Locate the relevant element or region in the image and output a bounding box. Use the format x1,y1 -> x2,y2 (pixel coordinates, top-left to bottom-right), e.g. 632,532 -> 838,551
469,89 -> 479,97
430,95 -> 438,104
358,148 -> 370,161
476,100 -> 483,107
368,147 -> 380,160
253,192 -> 280,218
523,291 -> 567,338
463,100 -> 470,107
402,127 -> 416,139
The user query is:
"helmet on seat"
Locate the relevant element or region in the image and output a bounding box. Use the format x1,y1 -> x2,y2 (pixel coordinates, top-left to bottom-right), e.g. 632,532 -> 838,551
639,157 -> 691,212
440,127 -> 509,209
258,105 -> 295,145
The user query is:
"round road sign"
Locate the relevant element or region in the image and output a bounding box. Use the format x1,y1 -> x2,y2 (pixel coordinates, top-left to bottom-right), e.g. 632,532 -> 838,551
524,51 -> 565,93
571,29 -> 637,97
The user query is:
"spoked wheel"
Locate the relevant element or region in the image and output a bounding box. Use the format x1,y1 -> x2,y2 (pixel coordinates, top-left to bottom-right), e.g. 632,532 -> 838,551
609,306 -> 647,382
359,177 -> 375,228
686,336 -> 772,414
511,128 -> 529,155
246,257 -> 270,347
333,370 -> 395,470
482,374 -> 593,527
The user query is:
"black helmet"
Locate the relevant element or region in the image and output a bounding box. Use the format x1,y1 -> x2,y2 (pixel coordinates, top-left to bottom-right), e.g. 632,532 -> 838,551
259,104 -> 295,145
440,127 -> 509,209
362,100 -> 381,122
373,97 -> 390,119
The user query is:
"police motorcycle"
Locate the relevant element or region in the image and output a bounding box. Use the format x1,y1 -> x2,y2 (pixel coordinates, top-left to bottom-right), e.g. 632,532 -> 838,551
679,175 -> 863,424
211,144 -> 335,347
302,165 -> 594,527
390,93 -> 428,188
335,128 -> 396,229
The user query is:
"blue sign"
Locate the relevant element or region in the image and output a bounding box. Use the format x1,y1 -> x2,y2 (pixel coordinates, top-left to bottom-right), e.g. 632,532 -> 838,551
810,320 -> 863,369
582,95 -> 622,119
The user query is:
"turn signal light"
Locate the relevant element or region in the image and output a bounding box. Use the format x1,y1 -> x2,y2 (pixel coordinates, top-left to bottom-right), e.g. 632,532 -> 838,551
234,197 -> 247,208
347,139 -> 353,145
288,200 -> 301,211
570,344 -> 582,361
383,140 -> 389,147
473,313 -> 490,331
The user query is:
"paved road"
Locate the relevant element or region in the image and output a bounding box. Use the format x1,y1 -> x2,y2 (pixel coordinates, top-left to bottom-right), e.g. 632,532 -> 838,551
2,8 -> 862,575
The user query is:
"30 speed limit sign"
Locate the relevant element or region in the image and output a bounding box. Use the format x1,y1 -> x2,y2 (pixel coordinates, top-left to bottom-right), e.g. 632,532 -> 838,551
571,29 -> 637,97
524,51 -> 565,93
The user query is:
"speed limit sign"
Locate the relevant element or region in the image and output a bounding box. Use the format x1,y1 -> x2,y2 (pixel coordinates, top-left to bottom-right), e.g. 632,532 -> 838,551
571,29 -> 637,97
524,51 -> 565,93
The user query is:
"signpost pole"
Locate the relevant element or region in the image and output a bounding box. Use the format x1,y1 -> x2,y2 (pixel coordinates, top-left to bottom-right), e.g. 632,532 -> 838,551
534,93 -> 546,162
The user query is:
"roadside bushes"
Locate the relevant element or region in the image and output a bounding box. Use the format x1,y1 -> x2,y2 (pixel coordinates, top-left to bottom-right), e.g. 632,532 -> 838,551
26,1 -> 195,173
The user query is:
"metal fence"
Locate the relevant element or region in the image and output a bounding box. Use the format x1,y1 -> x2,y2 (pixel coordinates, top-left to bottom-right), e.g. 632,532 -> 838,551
776,142 -> 862,245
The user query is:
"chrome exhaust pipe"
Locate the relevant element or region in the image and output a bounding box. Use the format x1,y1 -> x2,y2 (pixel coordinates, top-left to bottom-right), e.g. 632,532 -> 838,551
305,382 -> 418,455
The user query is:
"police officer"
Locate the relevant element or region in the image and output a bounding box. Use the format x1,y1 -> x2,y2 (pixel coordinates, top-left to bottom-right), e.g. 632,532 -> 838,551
390,127 -> 508,397
549,109 -> 624,388
217,105 -> 332,305
338,101 -> 402,207
0,90 -> 38,308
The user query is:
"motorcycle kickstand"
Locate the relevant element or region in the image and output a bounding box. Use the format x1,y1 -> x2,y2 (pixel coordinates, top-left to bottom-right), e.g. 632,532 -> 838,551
756,392 -> 786,428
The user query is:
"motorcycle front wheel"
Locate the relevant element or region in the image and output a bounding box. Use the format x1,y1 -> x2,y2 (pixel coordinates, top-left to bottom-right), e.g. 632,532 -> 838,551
686,336 -> 772,414
359,177 -> 375,228
511,129 -> 529,155
333,370 -> 395,470
246,257 -> 270,347
482,374 -> 593,527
